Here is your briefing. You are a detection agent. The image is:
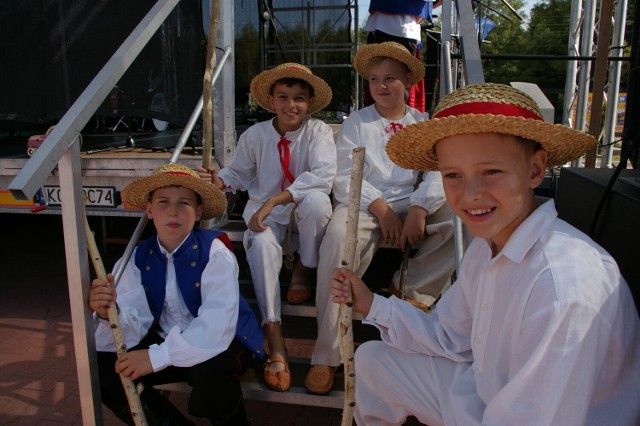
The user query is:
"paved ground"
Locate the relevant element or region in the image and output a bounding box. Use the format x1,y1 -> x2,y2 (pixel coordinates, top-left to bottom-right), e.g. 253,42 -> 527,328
0,213 -> 345,425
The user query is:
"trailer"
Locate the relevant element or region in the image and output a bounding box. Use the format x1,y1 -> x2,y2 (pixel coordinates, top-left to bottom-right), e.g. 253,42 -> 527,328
0,0 -> 236,219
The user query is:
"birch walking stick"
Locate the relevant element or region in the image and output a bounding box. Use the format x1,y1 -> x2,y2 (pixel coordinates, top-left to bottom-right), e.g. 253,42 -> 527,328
339,147 -> 365,426
201,0 -> 220,229
85,218 -> 147,426
398,247 -> 410,300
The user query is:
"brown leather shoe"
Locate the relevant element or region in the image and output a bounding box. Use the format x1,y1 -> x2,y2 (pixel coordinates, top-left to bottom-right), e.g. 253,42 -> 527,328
387,282 -> 430,311
287,262 -> 313,304
305,365 -> 337,394
286,278 -> 312,304
264,357 -> 291,392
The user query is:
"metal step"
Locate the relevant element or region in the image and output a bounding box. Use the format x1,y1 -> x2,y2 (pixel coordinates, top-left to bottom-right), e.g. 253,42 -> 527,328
240,359 -> 345,409
156,358 -> 345,409
209,217 -> 377,409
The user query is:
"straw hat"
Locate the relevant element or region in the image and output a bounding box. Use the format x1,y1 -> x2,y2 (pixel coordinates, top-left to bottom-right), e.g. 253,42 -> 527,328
250,63 -> 332,115
121,163 -> 227,220
353,41 -> 424,86
386,83 -> 596,171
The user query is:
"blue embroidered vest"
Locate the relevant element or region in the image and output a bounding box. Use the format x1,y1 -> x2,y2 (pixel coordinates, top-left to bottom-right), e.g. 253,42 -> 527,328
135,227 -> 264,358
369,0 -> 431,21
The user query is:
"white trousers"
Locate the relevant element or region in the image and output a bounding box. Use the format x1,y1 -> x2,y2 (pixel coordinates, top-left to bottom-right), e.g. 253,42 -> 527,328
354,340 -> 471,426
312,199 -> 460,366
244,191 -> 332,325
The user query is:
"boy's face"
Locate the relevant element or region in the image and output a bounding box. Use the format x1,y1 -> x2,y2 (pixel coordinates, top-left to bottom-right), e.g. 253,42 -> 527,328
268,82 -> 314,133
368,58 -> 412,111
146,186 -> 203,252
436,133 -> 547,255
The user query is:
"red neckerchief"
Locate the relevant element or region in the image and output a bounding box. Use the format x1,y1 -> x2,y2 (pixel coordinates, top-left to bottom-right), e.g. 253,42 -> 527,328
385,122 -> 404,135
277,134 -> 296,191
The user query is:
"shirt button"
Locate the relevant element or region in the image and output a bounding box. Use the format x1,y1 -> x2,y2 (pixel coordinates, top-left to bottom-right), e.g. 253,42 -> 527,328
475,338 -> 481,345
481,303 -> 488,311
191,261 -> 197,267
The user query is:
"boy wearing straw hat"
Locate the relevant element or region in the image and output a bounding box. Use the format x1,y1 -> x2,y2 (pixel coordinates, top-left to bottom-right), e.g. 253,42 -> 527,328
363,0 -> 434,111
330,83 -> 640,425
306,41 -> 460,394
89,163 -> 263,425
198,63 -> 336,392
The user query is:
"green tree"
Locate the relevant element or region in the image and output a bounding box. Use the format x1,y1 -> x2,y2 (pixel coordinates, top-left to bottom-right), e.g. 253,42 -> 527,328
524,0 -> 572,116
480,0 -> 528,84
482,0 -> 572,119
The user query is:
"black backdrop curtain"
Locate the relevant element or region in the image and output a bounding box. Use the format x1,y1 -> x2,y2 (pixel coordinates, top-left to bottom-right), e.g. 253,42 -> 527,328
0,0 -> 205,128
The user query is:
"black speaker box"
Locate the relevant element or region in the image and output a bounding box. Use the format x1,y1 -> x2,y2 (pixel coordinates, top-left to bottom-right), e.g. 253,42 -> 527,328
556,167 -> 640,306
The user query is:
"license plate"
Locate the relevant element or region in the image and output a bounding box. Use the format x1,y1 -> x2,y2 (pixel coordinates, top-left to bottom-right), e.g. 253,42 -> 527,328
44,186 -> 118,208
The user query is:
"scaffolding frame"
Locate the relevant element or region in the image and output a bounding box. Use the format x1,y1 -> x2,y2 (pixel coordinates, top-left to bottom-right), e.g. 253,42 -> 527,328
259,0 -> 360,111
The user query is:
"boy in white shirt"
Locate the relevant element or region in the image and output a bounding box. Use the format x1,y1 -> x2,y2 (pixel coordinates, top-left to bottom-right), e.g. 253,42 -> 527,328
363,0 -> 433,111
90,163 -> 263,425
330,83 -> 640,425
305,42 -> 459,394
199,63 -> 336,392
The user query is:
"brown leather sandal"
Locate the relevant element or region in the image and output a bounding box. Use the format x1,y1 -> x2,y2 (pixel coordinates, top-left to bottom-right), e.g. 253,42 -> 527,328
286,278 -> 312,304
264,356 -> 291,392
304,365 -> 337,394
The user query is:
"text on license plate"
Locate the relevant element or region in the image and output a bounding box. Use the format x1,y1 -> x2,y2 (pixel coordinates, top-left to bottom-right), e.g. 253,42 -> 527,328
44,186 -> 118,207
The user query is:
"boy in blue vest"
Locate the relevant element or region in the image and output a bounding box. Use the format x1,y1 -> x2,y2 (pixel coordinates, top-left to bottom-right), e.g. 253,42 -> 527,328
89,163 -> 263,425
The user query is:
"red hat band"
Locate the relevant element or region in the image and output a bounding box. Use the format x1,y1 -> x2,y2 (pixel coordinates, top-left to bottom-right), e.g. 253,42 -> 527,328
434,101 -> 543,121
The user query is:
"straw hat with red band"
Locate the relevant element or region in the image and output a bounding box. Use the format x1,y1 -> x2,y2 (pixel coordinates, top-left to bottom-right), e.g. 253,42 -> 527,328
353,41 -> 425,87
386,83 -> 596,171
250,63 -> 333,115
121,163 -> 227,220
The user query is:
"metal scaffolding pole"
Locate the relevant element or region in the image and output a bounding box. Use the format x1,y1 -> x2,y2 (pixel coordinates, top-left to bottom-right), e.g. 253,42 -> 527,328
571,0 -> 597,166
601,0 -> 629,168
562,0 -> 584,129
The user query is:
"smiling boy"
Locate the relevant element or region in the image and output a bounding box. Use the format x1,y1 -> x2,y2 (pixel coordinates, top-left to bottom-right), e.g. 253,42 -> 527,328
198,63 -> 336,392
89,163 -> 263,425
329,83 -> 640,425
306,41 -> 460,394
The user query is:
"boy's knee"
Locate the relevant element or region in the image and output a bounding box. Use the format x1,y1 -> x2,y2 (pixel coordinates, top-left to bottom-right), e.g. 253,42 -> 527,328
246,228 -> 279,249
355,341 -> 386,373
319,231 -> 344,260
299,191 -> 332,218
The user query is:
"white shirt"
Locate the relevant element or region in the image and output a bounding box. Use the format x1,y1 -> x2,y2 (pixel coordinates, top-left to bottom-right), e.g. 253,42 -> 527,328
365,9 -> 424,42
218,117 -> 336,224
334,105 -> 445,214
94,237 -> 240,372
364,199 -> 640,425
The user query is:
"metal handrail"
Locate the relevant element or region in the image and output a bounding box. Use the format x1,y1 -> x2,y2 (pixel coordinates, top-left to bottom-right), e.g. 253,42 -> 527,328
113,46 -> 233,286
9,0 -> 180,199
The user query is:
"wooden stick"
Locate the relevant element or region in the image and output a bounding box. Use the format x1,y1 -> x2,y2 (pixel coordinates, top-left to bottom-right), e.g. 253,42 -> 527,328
201,0 -> 220,229
339,147 -> 365,426
398,246 -> 410,300
85,218 -> 147,426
